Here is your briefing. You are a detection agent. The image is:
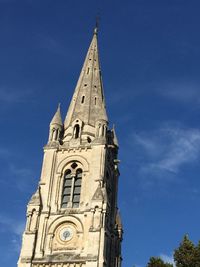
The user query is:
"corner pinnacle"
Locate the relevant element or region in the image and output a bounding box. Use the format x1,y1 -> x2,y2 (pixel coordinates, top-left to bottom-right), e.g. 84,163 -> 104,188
50,103 -> 62,126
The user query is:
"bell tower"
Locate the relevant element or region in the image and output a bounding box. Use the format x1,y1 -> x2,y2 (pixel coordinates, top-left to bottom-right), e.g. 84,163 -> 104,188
18,27 -> 123,267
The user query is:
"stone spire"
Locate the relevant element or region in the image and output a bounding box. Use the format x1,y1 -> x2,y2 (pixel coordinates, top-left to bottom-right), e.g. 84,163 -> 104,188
64,27 -> 108,129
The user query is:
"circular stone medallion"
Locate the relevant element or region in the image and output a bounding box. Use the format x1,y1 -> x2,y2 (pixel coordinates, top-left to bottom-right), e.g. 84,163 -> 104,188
59,227 -> 73,242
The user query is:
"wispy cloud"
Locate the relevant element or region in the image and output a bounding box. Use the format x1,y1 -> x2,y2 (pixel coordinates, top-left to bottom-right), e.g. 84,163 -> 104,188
10,164 -> 33,178
9,164 -> 35,191
157,81 -> 200,105
0,214 -> 25,252
0,215 -> 24,236
38,34 -> 67,56
0,87 -> 32,105
160,253 -> 175,266
132,124 -> 200,176
0,146 -> 35,192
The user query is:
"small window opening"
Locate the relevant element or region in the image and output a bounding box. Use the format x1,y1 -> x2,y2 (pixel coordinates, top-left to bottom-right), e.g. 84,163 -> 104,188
84,84 -> 87,87
102,126 -> 105,137
87,68 -> 90,74
74,124 -> 80,139
81,96 -> 85,104
95,97 -> 97,105
87,137 -> 91,143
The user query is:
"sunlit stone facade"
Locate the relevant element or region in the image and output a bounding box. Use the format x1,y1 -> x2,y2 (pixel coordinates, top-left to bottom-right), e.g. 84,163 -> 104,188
18,27 -> 123,267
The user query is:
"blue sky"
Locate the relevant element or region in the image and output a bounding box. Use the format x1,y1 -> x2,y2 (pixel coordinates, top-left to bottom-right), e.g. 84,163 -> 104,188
0,0 -> 200,266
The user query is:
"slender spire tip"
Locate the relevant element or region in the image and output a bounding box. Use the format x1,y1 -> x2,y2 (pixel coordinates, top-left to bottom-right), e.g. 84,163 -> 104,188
94,14 -> 100,35
94,27 -> 98,35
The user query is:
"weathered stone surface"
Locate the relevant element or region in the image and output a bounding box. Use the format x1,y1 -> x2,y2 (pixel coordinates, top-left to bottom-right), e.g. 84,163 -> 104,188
18,27 -> 122,267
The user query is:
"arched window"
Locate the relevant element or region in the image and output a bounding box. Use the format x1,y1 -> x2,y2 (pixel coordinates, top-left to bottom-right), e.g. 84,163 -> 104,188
61,170 -> 72,208
72,169 -> 82,208
74,124 -> 80,139
61,165 -> 82,208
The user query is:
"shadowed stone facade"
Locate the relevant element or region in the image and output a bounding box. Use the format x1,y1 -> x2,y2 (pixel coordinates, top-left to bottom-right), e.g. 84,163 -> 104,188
18,27 -> 123,267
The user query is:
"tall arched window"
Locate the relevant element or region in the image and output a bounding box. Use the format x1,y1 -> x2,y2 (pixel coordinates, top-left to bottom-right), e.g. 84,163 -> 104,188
72,169 -> 82,207
61,164 -> 82,208
61,170 -> 72,208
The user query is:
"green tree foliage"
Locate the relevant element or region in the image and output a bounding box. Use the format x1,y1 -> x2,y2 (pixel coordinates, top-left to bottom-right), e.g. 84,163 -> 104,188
147,257 -> 173,267
145,235 -> 200,267
194,240 -> 200,266
174,235 -> 196,267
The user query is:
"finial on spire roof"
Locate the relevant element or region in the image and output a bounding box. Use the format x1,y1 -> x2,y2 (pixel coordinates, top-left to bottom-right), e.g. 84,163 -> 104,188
94,14 -> 100,35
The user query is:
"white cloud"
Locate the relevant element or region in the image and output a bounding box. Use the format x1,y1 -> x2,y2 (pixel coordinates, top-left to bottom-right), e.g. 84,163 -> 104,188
132,124 -> 200,176
157,82 -> 200,105
0,214 -> 25,236
0,214 -> 25,252
133,133 -> 165,158
160,253 -> 175,266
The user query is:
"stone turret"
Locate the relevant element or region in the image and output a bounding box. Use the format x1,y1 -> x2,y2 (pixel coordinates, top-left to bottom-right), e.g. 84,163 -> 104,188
48,104 -> 63,143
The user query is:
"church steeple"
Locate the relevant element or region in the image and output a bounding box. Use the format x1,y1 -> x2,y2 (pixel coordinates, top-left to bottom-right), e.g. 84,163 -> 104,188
18,27 -> 122,267
64,28 -> 108,132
